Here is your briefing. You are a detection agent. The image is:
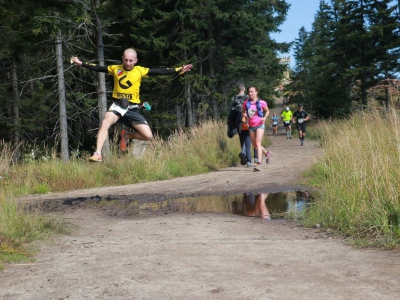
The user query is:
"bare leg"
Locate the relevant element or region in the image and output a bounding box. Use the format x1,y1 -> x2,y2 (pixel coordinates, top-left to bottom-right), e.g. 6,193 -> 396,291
125,124 -> 153,141
298,129 -> 303,139
254,128 -> 264,163
250,128 -> 270,166
258,193 -> 270,219
95,112 -> 120,153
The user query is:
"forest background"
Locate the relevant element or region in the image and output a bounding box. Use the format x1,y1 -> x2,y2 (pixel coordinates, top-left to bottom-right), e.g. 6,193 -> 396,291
1,0 -> 400,162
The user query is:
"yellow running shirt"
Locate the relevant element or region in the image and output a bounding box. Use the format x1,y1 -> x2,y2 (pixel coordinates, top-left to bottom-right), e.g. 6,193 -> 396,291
107,65 -> 150,104
281,110 -> 293,122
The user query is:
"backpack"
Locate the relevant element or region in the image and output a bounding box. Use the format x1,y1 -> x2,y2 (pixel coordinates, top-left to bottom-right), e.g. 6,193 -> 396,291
246,100 -> 263,118
227,94 -> 247,138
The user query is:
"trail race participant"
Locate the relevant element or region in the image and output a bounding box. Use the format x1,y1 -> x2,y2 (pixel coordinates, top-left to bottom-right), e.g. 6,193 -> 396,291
228,83 -> 254,167
271,112 -> 279,136
71,48 -> 193,162
281,106 -> 293,139
293,103 -> 310,146
242,86 -> 271,171
237,193 -> 270,219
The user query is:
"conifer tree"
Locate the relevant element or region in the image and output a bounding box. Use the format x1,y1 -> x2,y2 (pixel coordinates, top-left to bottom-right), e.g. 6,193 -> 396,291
292,0 -> 400,118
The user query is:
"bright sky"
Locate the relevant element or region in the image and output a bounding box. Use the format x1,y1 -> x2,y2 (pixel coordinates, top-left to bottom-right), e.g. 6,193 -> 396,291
271,0 -> 322,69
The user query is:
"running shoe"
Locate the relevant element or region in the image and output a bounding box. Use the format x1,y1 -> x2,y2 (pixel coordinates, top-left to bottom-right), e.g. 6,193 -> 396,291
89,153 -> 102,162
238,152 -> 247,165
247,162 -> 254,168
265,151 -> 271,164
301,140 -> 304,146
254,163 -> 262,172
120,129 -> 128,151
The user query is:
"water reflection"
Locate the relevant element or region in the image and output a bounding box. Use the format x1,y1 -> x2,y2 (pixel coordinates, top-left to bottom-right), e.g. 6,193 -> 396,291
231,191 -> 309,219
232,193 -> 271,219
137,190 -> 311,219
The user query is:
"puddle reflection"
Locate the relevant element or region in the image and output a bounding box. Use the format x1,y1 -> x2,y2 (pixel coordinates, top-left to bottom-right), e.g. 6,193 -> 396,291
149,190 -> 310,219
232,191 -> 310,219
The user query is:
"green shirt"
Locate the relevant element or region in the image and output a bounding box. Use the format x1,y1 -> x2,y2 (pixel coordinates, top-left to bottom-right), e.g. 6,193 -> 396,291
281,110 -> 293,122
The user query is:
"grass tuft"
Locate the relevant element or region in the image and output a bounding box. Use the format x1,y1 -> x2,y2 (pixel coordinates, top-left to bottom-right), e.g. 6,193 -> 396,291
0,196 -> 69,268
303,109 -> 400,248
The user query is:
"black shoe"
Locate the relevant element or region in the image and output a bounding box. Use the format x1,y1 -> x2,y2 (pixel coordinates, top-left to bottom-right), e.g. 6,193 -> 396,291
239,152 -> 247,165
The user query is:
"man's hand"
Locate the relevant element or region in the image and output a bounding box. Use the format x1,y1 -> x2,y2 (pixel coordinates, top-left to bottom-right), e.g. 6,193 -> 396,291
182,64 -> 193,73
70,57 -> 83,66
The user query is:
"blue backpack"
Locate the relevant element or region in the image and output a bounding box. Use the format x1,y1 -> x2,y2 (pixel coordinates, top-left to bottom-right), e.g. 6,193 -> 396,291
246,100 -> 263,118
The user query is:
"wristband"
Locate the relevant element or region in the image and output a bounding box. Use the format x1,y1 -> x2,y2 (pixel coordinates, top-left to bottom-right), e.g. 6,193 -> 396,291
175,66 -> 184,75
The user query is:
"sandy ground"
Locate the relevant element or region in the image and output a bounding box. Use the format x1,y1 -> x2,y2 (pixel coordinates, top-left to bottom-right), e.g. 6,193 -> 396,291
1,103 -> 400,300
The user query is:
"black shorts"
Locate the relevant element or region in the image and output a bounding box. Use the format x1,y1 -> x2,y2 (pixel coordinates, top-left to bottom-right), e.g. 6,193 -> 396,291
283,120 -> 292,127
112,107 -> 148,128
297,123 -> 307,133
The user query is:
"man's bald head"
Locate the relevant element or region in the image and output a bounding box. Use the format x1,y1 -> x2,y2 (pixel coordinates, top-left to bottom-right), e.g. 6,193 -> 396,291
123,48 -> 137,58
122,48 -> 138,70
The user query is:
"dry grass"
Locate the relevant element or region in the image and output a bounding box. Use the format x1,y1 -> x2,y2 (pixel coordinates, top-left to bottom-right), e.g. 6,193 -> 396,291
304,109 -> 400,248
0,120 -> 240,199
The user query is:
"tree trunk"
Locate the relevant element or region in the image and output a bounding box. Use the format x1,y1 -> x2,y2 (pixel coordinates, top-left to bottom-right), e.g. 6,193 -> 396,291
185,83 -> 193,127
183,49 -> 193,127
206,30 -> 219,120
11,60 -> 21,162
178,15 -> 193,128
176,106 -> 182,129
195,51 -> 204,124
360,0 -> 368,107
55,31 -> 70,161
94,0 -> 110,155
385,87 -> 389,110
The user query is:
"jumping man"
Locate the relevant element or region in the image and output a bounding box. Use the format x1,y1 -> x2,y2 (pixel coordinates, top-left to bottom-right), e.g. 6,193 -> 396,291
71,48 -> 193,162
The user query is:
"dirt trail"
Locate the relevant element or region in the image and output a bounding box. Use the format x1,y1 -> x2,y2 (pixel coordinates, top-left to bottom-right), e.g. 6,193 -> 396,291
1,102 -> 400,300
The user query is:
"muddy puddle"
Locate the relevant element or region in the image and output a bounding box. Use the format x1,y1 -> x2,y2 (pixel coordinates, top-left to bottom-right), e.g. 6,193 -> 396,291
30,190 -> 311,219
145,190 -> 311,219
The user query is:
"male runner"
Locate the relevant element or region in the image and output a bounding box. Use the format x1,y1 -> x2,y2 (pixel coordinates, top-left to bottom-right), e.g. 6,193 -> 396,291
71,48 -> 193,162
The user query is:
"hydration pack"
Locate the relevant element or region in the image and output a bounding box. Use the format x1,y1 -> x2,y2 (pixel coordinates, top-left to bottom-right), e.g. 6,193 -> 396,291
246,100 -> 263,118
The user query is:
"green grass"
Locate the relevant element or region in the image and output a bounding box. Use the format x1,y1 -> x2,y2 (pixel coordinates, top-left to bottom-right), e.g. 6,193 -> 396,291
303,109 -> 400,248
0,197 -> 69,269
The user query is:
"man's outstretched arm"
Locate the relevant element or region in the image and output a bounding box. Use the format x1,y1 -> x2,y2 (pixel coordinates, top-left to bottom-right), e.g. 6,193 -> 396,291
148,64 -> 193,75
70,57 -> 108,73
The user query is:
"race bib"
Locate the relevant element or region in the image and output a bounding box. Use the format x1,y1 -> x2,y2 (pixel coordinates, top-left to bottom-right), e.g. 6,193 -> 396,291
248,109 -> 256,119
284,121 -> 290,124
273,121 -> 278,125
298,118 -> 304,124
109,102 -> 128,116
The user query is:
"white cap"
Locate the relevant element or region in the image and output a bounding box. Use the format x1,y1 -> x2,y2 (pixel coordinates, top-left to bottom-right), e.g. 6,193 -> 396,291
286,107 -> 289,111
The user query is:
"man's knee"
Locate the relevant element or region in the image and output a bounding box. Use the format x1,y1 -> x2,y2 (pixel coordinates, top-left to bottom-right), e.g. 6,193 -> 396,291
101,113 -> 118,129
134,125 -> 153,141
141,133 -> 153,141
101,119 -> 114,130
